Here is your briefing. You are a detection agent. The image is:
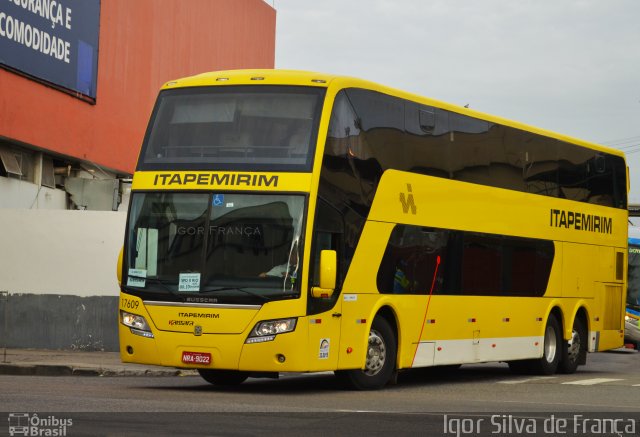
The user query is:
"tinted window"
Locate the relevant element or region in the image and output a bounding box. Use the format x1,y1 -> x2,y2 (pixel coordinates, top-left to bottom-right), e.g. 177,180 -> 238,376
518,131 -> 560,197
376,226 -> 447,294
125,192 -> 306,302
377,225 -> 554,297
323,88 -> 627,210
308,199 -> 345,315
557,146 -> 627,208
138,86 -> 325,172
318,91 -> 373,288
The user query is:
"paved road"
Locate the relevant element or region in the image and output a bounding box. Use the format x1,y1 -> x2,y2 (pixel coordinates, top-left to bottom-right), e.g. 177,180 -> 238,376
1,350 -> 638,436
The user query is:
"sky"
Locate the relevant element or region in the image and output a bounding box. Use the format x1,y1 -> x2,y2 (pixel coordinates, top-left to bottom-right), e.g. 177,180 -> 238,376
273,0 -> 640,203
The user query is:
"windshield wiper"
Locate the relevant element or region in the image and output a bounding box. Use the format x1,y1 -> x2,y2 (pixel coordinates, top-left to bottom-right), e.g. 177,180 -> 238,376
199,287 -> 272,302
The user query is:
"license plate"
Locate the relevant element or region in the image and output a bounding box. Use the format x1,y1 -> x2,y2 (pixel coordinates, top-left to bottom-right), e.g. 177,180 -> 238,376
181,351 -> 211,365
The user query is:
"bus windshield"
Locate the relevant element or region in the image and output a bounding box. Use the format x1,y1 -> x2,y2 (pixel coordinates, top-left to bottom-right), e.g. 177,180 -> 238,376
629,242 -> 640,309
124,192 -> 305,302
138,85 -> 325,172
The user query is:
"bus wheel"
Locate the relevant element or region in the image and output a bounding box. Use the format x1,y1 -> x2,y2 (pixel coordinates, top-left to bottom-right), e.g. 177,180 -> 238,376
530,314 -> 562,375
508,314 -> 561,375
337,316 -> 397,390
559,316 -> 587,374
197,369 -> 249,386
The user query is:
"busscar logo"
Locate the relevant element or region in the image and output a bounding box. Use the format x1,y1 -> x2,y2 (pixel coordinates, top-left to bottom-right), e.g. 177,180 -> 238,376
399,183 -> 417,214
185,296 -> 218,304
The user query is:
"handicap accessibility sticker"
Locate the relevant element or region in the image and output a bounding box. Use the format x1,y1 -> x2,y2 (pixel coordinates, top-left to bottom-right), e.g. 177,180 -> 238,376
213,194 -> 224,206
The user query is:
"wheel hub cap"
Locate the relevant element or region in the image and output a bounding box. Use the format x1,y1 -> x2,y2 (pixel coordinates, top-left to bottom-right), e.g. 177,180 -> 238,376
566,329 -> 580,362
364,329 -> 386,376
545,325 -> 557,363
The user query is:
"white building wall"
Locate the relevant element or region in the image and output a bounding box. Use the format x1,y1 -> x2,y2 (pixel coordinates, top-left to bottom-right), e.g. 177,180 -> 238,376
0,209 -> 126,296
0,178 -> 67,209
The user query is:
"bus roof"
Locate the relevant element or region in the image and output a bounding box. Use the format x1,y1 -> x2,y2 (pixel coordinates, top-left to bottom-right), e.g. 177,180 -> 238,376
160,69 -> 625,159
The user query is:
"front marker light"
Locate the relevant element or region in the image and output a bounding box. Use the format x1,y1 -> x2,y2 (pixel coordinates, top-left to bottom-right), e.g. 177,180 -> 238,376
246,318 -> 297,344
120,310 -> 154,338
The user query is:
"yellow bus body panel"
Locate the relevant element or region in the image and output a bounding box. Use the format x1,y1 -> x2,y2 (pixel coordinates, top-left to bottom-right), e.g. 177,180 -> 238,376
333,169 -> 627,369
120,293 -> 347,372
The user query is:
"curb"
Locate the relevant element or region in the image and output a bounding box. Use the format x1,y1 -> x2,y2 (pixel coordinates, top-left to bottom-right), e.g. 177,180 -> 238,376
0,364 -> 73,376
0,363 -> 197,377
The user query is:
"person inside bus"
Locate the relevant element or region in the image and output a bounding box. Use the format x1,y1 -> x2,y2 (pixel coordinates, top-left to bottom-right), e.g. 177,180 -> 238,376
393,258 -> 415,293
259,242 -> 299,279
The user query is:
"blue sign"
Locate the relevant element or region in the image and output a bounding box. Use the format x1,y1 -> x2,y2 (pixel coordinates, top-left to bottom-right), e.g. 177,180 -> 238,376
213,194 -> 224,206
0,0 -> 100,99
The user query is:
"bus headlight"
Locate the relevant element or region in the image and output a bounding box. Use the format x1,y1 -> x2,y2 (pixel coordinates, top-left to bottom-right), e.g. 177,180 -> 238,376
120,310 -> 154,338
246,318 -> 297,343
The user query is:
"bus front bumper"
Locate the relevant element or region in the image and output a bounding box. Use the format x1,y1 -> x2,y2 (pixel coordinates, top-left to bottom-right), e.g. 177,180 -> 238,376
118,321 -> 310,372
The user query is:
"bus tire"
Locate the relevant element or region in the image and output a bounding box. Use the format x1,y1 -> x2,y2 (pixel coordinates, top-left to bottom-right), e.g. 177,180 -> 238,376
337,316 -> 397,390
530,314 -> 562,375
198,369 -> 249,386
558,316 -> 587,374
508,314 -> 562,375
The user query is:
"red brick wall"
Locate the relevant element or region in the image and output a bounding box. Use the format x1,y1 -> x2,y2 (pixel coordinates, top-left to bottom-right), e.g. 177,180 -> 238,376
0,0 -> 275,173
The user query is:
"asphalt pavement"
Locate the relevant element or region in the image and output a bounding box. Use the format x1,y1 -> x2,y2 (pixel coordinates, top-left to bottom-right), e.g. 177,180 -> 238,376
1,345 -> 636,378
0,348 -> 197,377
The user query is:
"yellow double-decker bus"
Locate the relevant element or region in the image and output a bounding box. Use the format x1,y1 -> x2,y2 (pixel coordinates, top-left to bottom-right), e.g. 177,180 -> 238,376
118,70 -> 628,389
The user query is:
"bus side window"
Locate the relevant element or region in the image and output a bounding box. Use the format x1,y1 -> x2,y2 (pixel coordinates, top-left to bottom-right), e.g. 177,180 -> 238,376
376,225 -> 447,295
310,199 -> 344,288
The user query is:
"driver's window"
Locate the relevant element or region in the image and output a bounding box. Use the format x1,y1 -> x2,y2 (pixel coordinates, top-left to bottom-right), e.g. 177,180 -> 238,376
310,200 -> 343,284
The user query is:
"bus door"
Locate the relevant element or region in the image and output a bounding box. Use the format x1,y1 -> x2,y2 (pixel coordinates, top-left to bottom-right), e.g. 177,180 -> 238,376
307,199 -> 344,371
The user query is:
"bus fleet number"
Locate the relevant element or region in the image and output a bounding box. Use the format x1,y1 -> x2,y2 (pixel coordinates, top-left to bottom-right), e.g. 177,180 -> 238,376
121,298 -> 139,310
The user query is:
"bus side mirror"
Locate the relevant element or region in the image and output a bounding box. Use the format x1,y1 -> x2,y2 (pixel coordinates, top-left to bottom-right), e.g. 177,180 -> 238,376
311,250 -> 337,299
117,246 -> 124,286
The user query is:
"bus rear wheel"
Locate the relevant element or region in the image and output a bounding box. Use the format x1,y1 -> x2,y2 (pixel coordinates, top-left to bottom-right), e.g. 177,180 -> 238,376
336,316 -> 397,390
508,314 -> 561,375
531,314 -> 562,375
198,369 -> 249,386
559,316 -> 587,374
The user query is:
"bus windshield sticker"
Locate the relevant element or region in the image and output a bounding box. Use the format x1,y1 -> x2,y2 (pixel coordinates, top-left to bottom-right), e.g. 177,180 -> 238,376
127,269 -> 147,287
319,338 -> 330,359
213,194 -> 224,207
179,273 -> 201,292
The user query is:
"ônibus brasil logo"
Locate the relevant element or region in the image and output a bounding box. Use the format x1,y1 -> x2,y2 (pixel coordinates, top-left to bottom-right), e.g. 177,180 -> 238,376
8,413 -> 73,436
